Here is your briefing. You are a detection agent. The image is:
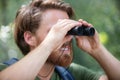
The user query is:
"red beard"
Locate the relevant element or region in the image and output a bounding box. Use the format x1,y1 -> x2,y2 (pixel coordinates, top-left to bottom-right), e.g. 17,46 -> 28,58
47,42 -> 73,67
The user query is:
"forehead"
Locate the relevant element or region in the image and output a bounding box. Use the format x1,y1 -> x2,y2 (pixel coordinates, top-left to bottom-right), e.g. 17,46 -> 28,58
41,9 -> 69,25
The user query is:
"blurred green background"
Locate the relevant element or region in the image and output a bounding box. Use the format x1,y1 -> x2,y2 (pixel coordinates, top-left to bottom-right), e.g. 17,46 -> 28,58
0,0 -> 120,72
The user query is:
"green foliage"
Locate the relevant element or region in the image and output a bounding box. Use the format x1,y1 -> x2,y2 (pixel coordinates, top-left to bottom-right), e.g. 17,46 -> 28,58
0,0 -> 120,72
0,24 -> 23,62
0,0 -> 29,25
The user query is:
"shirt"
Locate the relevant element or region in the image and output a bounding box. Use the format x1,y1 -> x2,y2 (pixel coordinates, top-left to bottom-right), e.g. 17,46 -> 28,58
0,62 -> 102,80
36,63 -> 102,80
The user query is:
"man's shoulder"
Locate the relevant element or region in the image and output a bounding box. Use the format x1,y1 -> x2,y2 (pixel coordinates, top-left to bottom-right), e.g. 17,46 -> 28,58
68,63 -> 102,80
69,63 -> 87,71
68,63 -> 96,75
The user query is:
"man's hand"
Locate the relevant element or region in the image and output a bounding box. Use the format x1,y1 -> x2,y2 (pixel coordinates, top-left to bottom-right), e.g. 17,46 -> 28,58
45,19 -> 82,50
75,19 -> 100,56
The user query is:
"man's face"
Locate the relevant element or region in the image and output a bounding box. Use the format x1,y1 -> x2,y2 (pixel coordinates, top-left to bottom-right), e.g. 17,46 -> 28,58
35,9 -> 73,67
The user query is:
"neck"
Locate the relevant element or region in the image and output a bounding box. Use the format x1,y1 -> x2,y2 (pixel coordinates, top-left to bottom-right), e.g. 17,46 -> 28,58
38,61 -> 55,80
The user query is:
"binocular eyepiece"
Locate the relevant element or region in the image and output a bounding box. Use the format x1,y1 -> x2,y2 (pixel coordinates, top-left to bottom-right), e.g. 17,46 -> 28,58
67,25 -> 95,36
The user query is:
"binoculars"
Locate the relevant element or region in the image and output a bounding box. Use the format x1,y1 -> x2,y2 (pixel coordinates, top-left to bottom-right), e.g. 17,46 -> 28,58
67,25 -> 95,36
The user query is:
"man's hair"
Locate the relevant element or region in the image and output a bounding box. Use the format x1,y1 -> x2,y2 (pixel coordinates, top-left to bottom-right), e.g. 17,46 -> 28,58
14,0 -> 74,55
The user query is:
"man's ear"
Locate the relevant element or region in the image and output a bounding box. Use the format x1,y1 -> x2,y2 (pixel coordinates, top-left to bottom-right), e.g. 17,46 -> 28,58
24,31 -> 37,47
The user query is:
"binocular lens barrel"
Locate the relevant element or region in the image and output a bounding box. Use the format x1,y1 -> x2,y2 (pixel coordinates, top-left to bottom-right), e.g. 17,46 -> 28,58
67,26 -> 95,36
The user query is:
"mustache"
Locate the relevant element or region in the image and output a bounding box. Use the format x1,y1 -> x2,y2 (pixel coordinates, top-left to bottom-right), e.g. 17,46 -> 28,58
55,41 -> 72,51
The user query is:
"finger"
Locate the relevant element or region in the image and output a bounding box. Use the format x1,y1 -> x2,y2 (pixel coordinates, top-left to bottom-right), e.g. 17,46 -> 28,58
55,19 -> 83,36
81,20 -> 90,27
75,36 -> 84,48
57,19 -> 80,29
78,19 -> 92,27
56,19 -> 82,34
60,19 -> 82,27
63,21 -> 82,31
78,19 -> 83,22
88,23 -> 93,27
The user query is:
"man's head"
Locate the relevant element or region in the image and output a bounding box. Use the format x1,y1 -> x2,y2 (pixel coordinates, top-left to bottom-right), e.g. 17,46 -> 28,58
14,0 -> 74,67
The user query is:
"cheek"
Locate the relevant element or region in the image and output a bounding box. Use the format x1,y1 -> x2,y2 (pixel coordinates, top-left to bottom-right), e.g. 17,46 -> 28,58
35,33 -> 47,45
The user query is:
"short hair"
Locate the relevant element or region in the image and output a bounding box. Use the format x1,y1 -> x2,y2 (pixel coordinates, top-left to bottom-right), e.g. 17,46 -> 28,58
14,0 -> 74,55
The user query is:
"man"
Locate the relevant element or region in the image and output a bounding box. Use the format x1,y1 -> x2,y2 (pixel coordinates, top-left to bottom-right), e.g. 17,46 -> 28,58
0,0 -> 120,80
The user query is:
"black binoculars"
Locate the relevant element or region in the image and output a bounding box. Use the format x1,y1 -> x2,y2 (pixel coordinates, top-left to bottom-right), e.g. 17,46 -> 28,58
67,25 -> 95,36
